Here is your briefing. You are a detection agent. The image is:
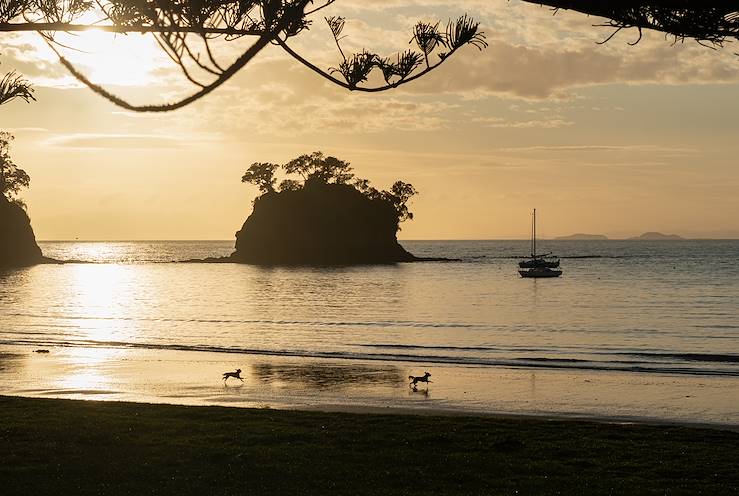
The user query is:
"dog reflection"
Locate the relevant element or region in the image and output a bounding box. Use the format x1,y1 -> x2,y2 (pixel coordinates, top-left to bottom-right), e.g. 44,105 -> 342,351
408,385 -> 430,398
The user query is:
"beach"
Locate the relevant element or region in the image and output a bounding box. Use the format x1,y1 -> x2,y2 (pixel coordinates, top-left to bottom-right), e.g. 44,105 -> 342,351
2,344 -> 738,427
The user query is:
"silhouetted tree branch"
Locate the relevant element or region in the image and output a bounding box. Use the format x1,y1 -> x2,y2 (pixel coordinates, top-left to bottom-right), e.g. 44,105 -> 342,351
0,1 -> 486,111
521,1 -> 739,48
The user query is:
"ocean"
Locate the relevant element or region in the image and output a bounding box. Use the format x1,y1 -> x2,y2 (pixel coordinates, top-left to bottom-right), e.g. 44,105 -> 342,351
1,240 -> 737,424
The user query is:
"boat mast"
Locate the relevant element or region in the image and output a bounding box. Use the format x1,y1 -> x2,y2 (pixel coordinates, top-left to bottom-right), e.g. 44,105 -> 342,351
529,209 -> 534,257
533,208 -> 536,258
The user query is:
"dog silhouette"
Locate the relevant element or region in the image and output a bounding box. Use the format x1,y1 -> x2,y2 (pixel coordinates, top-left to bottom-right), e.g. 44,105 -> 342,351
222,368 -> 244,383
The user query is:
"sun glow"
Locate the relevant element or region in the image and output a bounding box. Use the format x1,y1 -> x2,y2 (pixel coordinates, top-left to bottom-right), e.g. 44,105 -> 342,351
57,347 -> 124,393
54,30 -> 168,86
66,263 -> 136,344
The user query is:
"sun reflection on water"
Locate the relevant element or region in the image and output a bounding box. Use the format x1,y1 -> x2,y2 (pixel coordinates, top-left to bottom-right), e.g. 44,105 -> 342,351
57,347 -> 125,393
67,263 -> 136,344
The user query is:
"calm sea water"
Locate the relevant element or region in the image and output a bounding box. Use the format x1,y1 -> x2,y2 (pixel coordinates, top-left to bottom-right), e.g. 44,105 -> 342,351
1,240 -> 737,378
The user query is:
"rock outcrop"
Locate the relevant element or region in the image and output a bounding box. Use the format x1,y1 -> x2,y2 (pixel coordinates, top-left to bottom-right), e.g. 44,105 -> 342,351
0,195 -> 44,268
231,181 -> 416,265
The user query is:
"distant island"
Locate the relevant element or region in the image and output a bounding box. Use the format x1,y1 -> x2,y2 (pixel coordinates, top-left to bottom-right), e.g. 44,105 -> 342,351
230,152 -> 419,265
627,232 -> 685,241
552,232 -> 687,241
554,233 -> 609,240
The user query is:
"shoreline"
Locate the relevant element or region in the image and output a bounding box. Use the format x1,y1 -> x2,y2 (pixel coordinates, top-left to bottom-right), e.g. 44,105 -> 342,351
3,389 -> 738,433
291,402 -> 739,432
2,392 -> 738,432
2,395 -> 738,495
2,344 -> 738,427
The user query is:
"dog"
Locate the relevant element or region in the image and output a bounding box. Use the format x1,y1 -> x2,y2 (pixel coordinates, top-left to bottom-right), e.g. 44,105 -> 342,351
409,371 -> 432,388
222,368 -> 244,383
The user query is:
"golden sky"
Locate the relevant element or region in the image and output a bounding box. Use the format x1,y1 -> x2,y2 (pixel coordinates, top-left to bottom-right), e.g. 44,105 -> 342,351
2,0 -> 739,240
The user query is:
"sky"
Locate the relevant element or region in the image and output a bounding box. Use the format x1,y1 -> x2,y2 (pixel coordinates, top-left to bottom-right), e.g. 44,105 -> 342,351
1,0 -> 739,240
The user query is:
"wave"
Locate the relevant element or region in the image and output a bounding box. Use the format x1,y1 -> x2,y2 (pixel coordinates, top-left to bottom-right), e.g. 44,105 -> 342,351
693,324 -> 739,330
559,255 -> 636,259
627,352 -> 739,364
462,254 -> 645,261
359,343 -> 739,364
3,337 -> 738,378
3,312 -> 479,329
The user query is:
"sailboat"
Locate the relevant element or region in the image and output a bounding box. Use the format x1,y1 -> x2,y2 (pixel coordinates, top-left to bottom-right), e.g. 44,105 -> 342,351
518,209 -> 562,278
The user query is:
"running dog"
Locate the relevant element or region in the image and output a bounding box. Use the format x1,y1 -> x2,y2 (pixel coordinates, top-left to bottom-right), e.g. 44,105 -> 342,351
409,371 -> 432,388
222,368 -> 244,383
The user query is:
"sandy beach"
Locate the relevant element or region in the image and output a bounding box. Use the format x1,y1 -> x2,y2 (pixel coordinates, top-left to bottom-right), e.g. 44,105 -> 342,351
2,343 -> 738,428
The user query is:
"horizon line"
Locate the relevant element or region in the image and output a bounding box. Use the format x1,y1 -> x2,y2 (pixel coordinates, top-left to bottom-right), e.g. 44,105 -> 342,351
36,237 -> 739,242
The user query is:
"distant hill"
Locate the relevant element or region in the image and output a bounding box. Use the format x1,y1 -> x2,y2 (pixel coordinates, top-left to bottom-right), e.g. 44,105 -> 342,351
554,233 -> 608,240
627,232 -> 685,240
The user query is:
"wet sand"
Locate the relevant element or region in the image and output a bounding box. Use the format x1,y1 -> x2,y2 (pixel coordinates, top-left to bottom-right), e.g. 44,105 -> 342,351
1,343 -> 737,427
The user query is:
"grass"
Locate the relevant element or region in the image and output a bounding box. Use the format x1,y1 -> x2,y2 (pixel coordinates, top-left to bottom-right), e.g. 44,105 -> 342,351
1,395 -> 738,495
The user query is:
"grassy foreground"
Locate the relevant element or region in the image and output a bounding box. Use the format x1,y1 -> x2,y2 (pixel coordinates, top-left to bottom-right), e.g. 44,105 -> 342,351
1,396 -> 738,495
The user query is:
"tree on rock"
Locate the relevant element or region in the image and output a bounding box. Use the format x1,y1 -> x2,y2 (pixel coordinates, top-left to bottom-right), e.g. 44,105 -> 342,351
284,152 -> 354,185
387,181 -> 418,222
242,151 -> 418,224
242,162 -> 279,194
0,132 -> 30,207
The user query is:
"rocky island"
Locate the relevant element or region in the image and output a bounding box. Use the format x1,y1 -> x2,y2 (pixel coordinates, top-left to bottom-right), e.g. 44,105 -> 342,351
229,152 -> 419,265
0,194 -> 44,268
0,132 -> 46,268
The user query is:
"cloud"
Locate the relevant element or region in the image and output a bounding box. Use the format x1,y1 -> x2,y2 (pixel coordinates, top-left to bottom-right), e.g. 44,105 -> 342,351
403,38 -> 739,100
498,144 -> 699,155
44,133 -> 189,150
4,127 -> 48,133
473,116 -> 573,128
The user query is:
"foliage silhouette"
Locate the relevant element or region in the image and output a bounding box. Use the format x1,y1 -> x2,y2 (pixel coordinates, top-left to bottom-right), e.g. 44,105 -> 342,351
241,151 -> 417,224
0,132 -> 30,207
387,181 -> 418,223
0,66 -> 34,106
242,162 -> 279,194
0,1 -> 486,111
522,2 -> 739,49
282,151 -> 354,185
235,151 -> 417,265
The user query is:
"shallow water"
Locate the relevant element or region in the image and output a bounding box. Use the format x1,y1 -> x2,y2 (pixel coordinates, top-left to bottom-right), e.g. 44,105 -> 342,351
1,240 -> 738,423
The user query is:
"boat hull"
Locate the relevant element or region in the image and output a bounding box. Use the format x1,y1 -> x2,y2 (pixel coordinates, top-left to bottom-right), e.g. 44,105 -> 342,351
518,259 -> 560,268
519,268 -> 562,278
